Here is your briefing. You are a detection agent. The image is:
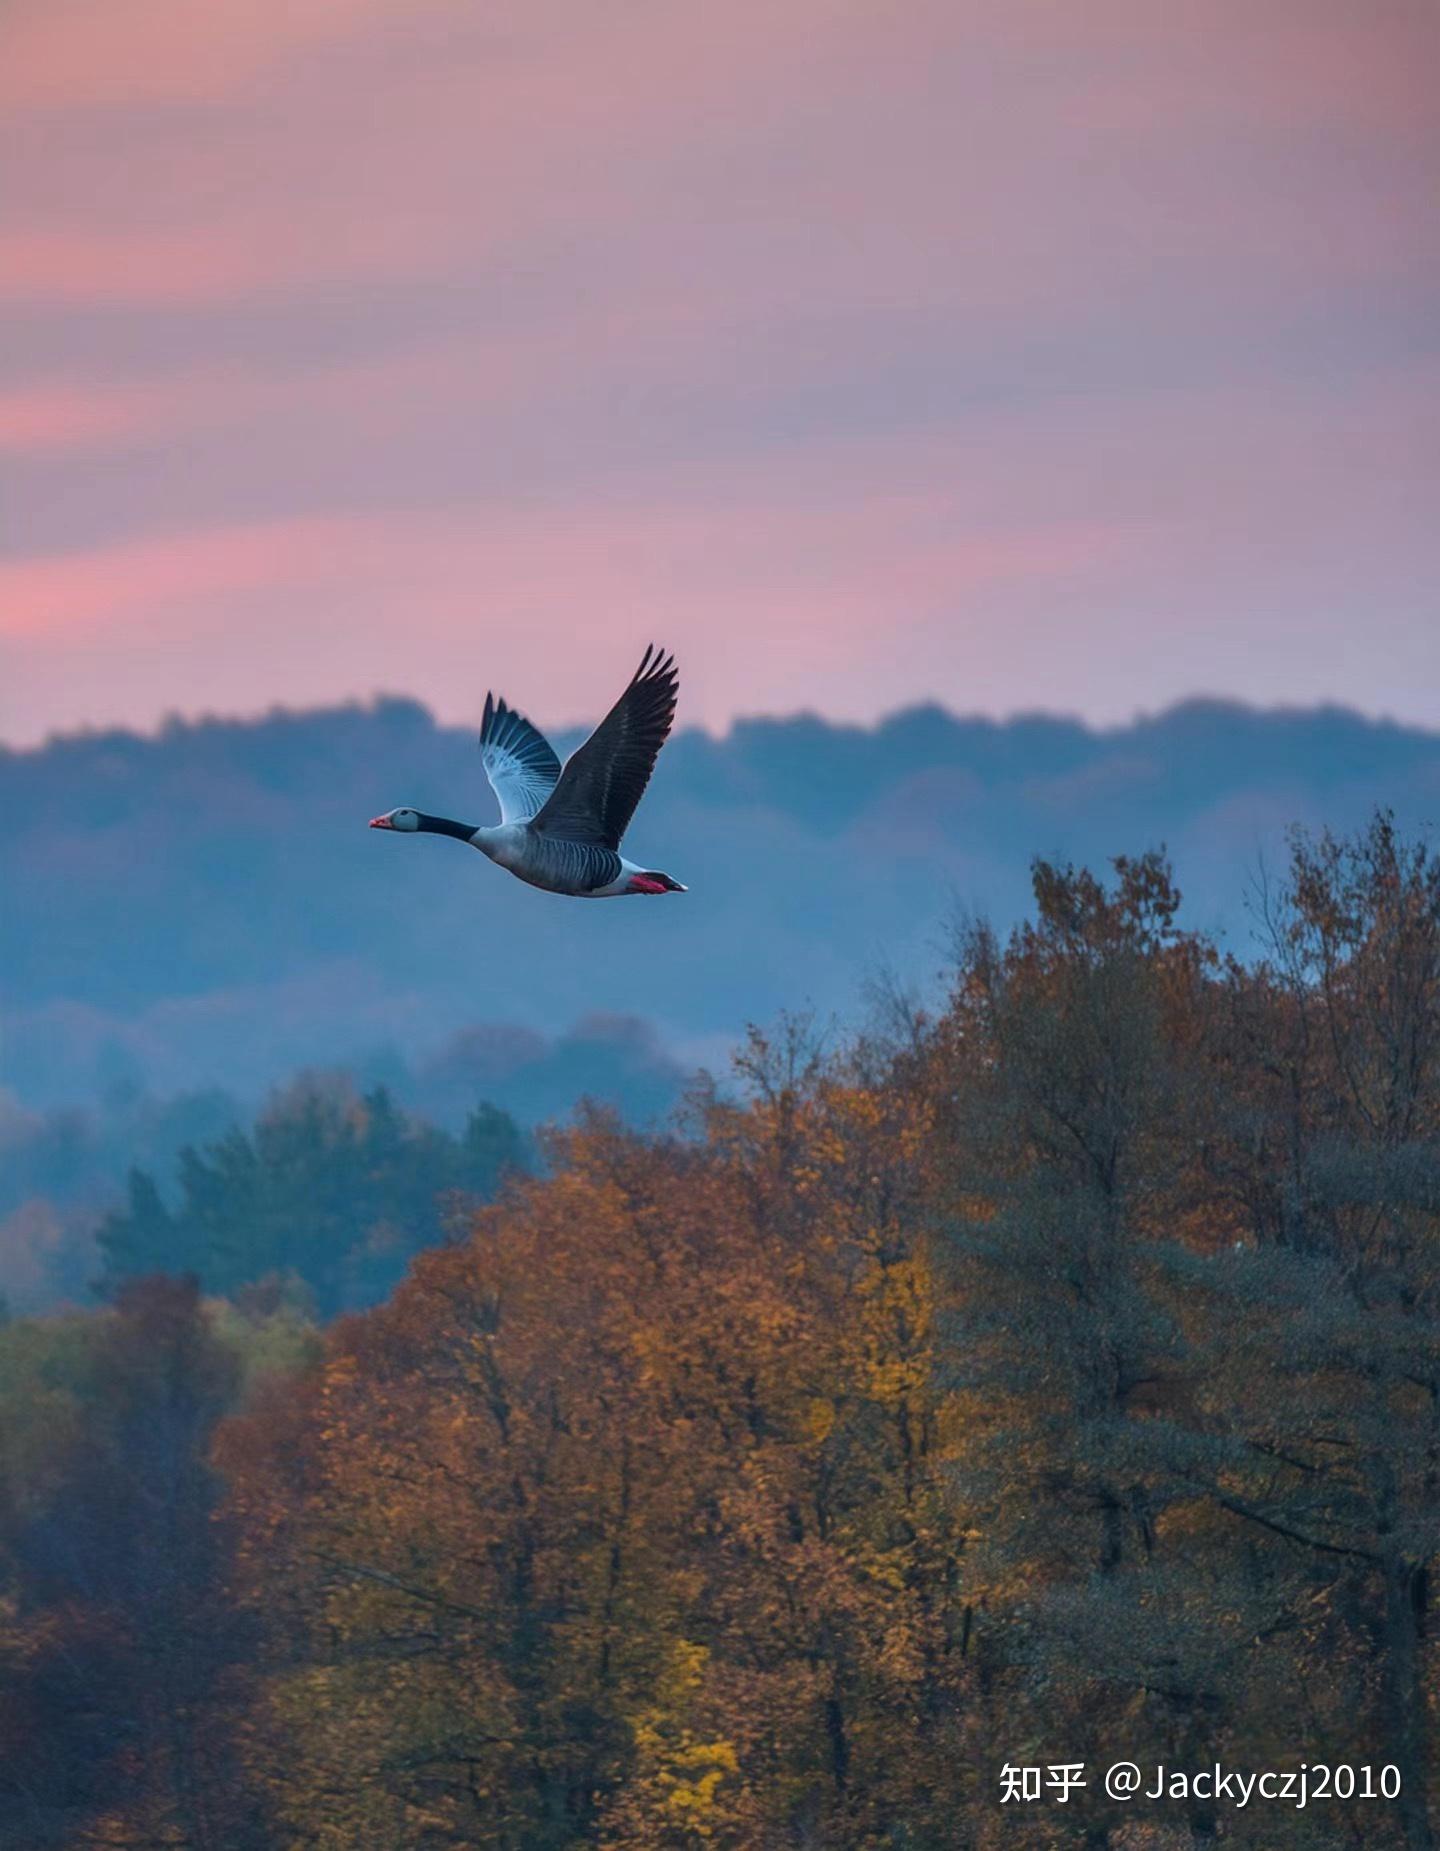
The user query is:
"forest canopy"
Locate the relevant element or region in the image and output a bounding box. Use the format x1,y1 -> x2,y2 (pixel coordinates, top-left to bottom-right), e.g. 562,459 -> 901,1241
3,813 -> 1439,1849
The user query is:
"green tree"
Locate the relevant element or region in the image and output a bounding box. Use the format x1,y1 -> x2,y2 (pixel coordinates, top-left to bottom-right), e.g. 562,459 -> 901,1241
97,1078 -> 525,1314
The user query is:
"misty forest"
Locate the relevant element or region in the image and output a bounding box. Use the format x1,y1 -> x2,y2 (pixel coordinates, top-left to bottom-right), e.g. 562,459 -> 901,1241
4,798 -> 1440,1847
6,695 -> 1440,1315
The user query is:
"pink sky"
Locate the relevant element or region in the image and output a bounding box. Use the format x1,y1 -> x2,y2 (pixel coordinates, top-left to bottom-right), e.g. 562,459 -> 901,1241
2,0 -> 1437,745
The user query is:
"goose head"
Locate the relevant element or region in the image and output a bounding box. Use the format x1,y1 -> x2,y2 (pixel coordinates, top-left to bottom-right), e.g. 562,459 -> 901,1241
369,807 -> 481,844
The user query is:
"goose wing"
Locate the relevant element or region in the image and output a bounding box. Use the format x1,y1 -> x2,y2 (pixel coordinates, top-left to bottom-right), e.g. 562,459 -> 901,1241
533,645 -> 678,850
479,693 -> 562,824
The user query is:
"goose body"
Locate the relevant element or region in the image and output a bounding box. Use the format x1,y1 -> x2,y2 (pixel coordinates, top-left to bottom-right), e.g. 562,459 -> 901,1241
370,646 -> 687,900
469,822 -> 670,898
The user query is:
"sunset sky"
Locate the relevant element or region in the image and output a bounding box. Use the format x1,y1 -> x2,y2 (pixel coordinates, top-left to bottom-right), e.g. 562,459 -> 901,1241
3,0 -> 1437,746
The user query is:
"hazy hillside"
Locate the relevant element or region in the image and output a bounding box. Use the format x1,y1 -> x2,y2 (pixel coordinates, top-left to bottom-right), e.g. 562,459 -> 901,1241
6,695 -> 1440,1119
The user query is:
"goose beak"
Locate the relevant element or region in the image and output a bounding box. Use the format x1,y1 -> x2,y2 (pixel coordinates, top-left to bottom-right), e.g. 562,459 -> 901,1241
368,814 -> 393,829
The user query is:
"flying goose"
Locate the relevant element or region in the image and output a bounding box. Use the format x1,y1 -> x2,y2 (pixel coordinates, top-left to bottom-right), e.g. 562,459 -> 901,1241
370,645 -> 687,898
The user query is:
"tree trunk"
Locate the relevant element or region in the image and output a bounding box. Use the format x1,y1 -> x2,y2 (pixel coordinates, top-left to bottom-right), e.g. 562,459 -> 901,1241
1382,1554 -> 1433,1851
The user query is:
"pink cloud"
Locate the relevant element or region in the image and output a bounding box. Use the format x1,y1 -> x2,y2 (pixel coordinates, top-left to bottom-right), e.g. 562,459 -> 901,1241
0,476 -> 1135,750
7,331 -> 1434,746
0,382 -> 160,452
0,518 -> 362,638
7,0 -> 1432,317
0,343 -> 497,455
0,489 -> 1124,647
0,231 -> 302,308
0,0 -> 406,110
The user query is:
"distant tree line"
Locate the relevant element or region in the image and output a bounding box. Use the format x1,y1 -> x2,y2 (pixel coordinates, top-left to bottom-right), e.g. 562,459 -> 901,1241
2,813 -> 1438,1848
8,693 -> 1440,1118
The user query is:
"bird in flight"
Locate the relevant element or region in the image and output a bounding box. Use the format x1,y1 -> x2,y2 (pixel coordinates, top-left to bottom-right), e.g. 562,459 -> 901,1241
370,645 -> 687,898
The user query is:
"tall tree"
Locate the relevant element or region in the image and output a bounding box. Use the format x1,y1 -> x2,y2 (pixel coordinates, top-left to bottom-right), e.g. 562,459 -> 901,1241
98,1078 -> 525,1313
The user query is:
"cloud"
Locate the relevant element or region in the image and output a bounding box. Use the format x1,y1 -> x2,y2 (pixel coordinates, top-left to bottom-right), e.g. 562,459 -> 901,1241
1,0 -> 1436,741
0,0 -> 407,110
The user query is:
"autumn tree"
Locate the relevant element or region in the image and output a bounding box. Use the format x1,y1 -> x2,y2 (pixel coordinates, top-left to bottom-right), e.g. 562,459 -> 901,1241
0,1278 -> 255,1849
1176,816 -> 1440,1850
219,1049 -> 971,1848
